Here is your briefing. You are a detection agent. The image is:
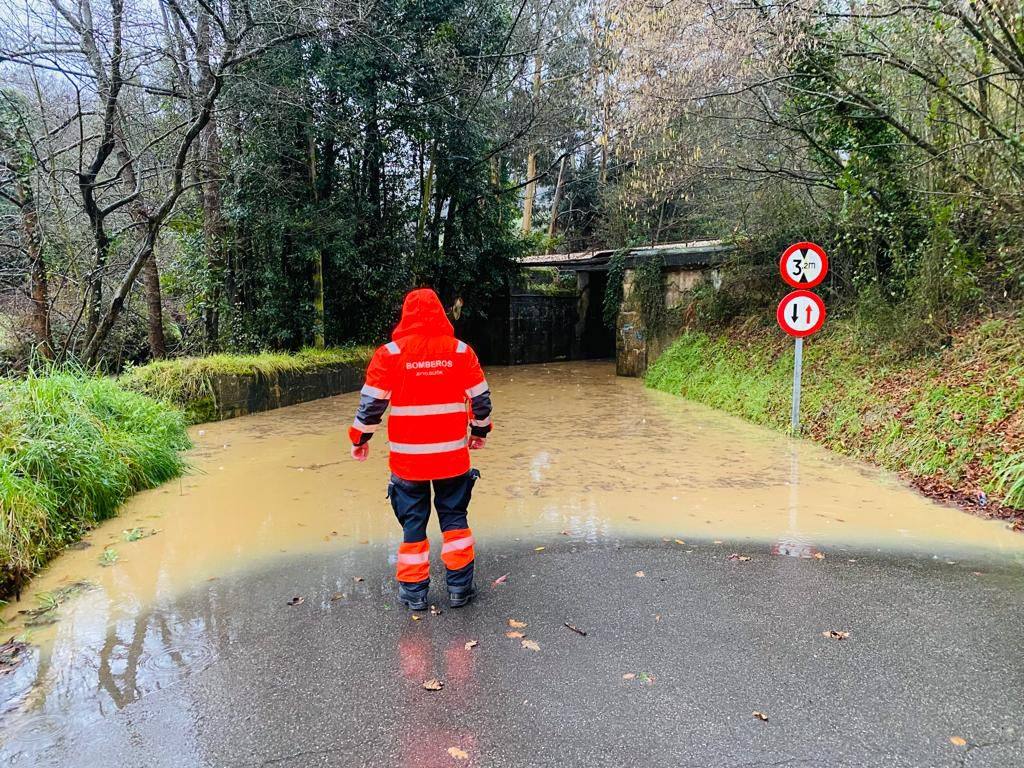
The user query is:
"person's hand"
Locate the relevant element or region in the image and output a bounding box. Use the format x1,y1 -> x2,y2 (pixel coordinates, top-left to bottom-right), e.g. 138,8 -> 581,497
351,443 -> 369,461
468,436 -> 486,450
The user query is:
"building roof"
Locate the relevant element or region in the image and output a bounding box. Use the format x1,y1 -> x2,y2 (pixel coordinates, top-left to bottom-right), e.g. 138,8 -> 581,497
521,240 -> 733,271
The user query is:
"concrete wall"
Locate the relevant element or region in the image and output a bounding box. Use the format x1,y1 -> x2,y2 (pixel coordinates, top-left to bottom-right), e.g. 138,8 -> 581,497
192,363 -> 365,423
616,267 -> 720,377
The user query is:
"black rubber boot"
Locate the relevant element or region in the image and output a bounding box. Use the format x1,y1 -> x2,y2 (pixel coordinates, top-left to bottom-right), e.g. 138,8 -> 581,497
398,583 -> 429,611
448,585 -> 476,608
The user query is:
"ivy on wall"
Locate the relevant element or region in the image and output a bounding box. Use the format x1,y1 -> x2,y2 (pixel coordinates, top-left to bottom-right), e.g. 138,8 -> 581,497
602,248 -> 629,328
632,254 -> 667,335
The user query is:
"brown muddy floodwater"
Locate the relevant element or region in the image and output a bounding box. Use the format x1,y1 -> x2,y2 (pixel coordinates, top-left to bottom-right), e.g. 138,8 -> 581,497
2,361 -> 1023,739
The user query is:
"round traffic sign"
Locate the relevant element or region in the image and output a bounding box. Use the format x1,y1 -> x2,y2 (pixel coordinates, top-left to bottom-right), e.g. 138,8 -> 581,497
777,290 -> 826,338
780,242 -> 828,289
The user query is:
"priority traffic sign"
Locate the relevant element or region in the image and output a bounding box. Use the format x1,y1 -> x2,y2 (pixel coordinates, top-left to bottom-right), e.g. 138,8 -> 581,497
776,290 -> 826,338
779,242 -> 828,289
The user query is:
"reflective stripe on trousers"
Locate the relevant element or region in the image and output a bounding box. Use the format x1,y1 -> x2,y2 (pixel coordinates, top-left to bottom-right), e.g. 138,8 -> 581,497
441,528 -> 475,571
396,539 -> 430,583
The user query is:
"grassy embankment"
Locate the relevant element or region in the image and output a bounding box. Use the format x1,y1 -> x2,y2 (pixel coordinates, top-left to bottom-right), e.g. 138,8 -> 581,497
1,347 -> 374,599
0,371 -> 190,598
122,346 -> 374,424
646,314 -> 1024,521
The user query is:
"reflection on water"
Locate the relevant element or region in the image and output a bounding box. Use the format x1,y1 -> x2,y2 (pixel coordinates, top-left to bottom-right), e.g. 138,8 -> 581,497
2,361 -> 1022,761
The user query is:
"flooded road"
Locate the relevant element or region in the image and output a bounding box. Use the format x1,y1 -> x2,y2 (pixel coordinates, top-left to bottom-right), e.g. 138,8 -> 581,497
2,361 -> 1023,766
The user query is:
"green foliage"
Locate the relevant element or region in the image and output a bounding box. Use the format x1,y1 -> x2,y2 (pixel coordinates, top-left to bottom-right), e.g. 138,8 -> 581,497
632,254 -> 667,335
121,347 -> 374,422
204,0 -> 526,352
518,268 -> 576,296
0,370 -> 189,595
770,20 -> 994,336
602,248 -> 628,328
646,314 -> 1024,509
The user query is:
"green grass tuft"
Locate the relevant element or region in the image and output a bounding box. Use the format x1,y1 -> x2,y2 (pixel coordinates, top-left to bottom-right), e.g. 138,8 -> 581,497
0,370 -> 190,595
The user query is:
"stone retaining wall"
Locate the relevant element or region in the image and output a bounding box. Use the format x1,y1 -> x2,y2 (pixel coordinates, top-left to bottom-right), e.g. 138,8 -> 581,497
194,363 -> 365,423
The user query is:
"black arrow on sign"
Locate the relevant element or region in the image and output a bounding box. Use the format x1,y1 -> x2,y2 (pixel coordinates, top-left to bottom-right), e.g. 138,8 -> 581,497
791,302 -> 799,323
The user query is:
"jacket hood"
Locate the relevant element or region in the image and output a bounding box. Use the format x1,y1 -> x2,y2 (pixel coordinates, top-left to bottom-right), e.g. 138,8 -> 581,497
392,288 -> 454,340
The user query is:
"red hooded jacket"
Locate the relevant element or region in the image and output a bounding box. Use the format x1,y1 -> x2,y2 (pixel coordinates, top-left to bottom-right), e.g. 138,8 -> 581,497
348,289 -> 492,481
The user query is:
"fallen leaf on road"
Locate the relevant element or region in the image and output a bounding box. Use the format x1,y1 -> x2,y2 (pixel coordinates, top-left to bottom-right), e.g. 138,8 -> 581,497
412,615 -> 422,621
330,592 -> 345,601
635,570 -> 645,578
286,596 -> 304,606
622,673 -> 636,680
353,576 -> 364,583
559,530 -> 570,535
752,711 -> 769,721
508,619 -> 527,628
727,553 -> 752,562
534,546 -> 546,552
492,573 -> 510,587
564,622 -> 587,636
521,639 -> 540,652
674,539 -> 686,545
505,631 -> 525,639
822,630 -> 850,640
431,605 -> 443,615
423,679 -> 444,691
464,640 -> 478,650
949,737 -> 967,747
637,672 -> 655,685
813,552 -> 826,560
447,747 -> 469,760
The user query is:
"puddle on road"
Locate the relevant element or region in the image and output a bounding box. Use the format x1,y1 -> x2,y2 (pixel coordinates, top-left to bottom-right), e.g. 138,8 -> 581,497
2,361 -> 1022,757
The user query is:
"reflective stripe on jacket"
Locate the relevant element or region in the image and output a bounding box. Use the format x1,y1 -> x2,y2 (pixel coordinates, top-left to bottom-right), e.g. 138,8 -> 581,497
348,288 -> 492,481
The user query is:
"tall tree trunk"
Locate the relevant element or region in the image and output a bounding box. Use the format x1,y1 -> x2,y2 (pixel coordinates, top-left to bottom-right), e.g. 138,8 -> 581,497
85,231 -> 109,345
142,254 -> 166,358
417,139 -> 437,253
522,150 -> 537,234
308,130 -> 325,348
113,137 -> 165,359
195,11 -> 224,351
430,167 -> 445,251
521,50 -> 543,235
201,123 -> 226,349
548,155 -> 568,238
15,166 -> 53,359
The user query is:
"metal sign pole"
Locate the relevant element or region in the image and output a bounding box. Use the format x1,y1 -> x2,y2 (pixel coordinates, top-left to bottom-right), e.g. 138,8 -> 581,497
790,337 -> 803,434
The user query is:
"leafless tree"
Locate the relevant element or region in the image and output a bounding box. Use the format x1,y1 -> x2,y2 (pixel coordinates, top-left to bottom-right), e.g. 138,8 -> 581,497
0,0 -> 355,364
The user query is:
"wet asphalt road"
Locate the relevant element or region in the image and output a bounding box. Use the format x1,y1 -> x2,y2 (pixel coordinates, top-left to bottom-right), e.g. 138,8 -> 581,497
6,539 -> 1024,768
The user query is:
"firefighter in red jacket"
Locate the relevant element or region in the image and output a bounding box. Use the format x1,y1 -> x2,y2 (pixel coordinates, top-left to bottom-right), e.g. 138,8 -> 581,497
348,288 -> 493,610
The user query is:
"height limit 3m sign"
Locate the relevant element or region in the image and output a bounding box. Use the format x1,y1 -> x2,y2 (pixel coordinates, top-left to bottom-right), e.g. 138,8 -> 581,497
777,241 -> 828,434
776,289 -> 826,338
780,242 -> 828,289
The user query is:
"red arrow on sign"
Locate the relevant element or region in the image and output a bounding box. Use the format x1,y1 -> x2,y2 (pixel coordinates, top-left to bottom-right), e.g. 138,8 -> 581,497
777,290 -> 826,338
